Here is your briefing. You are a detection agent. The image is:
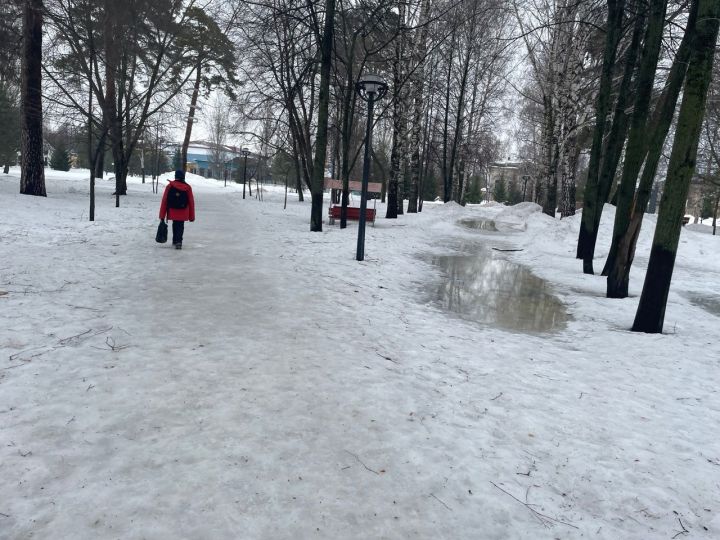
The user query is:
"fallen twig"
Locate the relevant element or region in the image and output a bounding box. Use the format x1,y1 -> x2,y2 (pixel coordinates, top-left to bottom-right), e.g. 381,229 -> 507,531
490,481 -> 578,530
430,493 -> 451,511
672,518 -> 689,539
345,450 -> 379,475
8,326 -> 113,364
491,392 -> 503,401
375,352 -> 399,364
92,336 -> 130,352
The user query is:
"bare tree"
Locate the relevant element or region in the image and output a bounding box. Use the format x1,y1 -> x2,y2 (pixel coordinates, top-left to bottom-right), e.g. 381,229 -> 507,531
205,94 -> 233,179
633,0 -> 720,332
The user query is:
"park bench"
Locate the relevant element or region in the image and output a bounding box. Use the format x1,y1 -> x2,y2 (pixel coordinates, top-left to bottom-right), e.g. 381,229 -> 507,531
324,177 -> 382,226
328,205 -> 376,225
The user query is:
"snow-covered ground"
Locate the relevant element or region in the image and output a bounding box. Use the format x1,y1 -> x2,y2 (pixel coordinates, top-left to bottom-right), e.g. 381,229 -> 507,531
1,167 -> 719,539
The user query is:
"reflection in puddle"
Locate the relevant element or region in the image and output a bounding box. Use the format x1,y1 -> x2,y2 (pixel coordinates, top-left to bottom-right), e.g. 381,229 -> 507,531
427,253 -> 569,333
458,219 -> 497,231
685,293 -> 720,317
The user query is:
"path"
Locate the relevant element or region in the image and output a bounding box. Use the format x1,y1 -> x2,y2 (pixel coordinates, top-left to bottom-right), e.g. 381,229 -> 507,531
3,173 -> 720,539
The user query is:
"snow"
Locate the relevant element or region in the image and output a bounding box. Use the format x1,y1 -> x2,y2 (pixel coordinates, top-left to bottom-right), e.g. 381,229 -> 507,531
1,167 -> 719,539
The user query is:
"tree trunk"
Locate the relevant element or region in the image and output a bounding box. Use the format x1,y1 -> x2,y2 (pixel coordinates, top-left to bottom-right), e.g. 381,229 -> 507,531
20,0 -> 46,197
580,7 -> 646,273
181,60 -> 202,171
606,0 -> 698,298
339,61 -> 356,228
104,0 -> 122,205
633,0 -> 719,333
291,135 -> 304,202
386,0 -> 406,219
309,0 -> 336,231
407,0 -> 430,213
95,143 -> 104,178
441,29 -> 456,203
450,38 -> 473,205
559,134 -> 578,217
577,0 -> 624,256
604,0 -> 667,295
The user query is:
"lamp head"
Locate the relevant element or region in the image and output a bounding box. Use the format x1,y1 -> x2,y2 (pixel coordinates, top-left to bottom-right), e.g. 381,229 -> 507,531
355,74 -> 388,101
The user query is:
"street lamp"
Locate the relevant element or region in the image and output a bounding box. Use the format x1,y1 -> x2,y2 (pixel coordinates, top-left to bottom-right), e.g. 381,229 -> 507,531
354,74 -> 388,261
139,137 -> 145,184
241,147 -> 249,199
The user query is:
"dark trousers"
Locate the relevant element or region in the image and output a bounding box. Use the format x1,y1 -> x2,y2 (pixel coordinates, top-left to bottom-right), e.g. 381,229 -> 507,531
172,220 -> 185,245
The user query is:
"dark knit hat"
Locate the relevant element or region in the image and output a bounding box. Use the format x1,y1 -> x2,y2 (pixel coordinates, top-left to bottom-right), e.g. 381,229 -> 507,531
175,169 -> 186,181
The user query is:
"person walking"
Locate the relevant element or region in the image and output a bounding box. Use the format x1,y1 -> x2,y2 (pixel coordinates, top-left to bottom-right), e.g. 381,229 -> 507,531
159,170 -> 195,249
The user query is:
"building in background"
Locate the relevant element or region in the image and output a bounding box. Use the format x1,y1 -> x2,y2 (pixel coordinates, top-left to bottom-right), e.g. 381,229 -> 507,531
486,161 -> 534,203
182,141 -> 246,178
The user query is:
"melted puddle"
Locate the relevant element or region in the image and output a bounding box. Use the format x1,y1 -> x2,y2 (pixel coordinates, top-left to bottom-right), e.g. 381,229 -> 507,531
684,293 -> 720,317
458,219 -> 498,231
426,252 -> 569,333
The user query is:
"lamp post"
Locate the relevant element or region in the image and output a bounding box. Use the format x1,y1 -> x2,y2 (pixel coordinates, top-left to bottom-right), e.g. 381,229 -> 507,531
140,137 -> 145,184
241,147 -> 249,199
355,74 -> 388,261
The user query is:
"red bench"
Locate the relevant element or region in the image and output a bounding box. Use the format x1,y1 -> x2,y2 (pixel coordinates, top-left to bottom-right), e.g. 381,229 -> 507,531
328,205 -> 376,226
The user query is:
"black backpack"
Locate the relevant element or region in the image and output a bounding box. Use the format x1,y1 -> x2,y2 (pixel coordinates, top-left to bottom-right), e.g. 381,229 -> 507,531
168,186 -> 189,209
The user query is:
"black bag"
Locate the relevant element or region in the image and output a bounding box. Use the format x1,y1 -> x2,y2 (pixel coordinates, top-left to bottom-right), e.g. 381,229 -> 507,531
155,219 -> 168,243
167,186 -> 189,209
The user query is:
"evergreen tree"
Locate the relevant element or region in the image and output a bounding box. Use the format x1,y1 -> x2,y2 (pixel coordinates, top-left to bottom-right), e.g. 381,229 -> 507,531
493,175 -> 507,203
508,180 -> 523,205
0,84 -> 20,173
50,143 -> 70,171
173,148 -> 182,170
465,176 -> 482,203
701,195 -> 714,220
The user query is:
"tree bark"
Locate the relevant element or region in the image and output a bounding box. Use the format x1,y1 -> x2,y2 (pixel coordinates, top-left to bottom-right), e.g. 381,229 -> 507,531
633,0 -> 719,333
181,60 -> 202,171
580,6 -> 646,273
406,0 -> 430,214
605,0 -> 698,298
386,0 -> 406,219
449,25 -> 474,205
577,0 -> 624,253
309,0 -> 336,231
20,0 -> 46,197
604,0 -> 667,295
103,0 -> 122,206
441,29 -> 456,203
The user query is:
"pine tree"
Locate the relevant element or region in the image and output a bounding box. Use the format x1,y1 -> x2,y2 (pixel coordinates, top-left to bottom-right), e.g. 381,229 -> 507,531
493,176 -> 507,204
50,143 -> 70,171
508,180 -> 523,205
701,195 -> 714,220
0,84 -> 20,173
173,148 -> 182,170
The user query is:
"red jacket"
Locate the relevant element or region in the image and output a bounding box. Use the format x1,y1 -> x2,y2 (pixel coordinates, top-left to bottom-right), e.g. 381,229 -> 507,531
159,180 -> 195,222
